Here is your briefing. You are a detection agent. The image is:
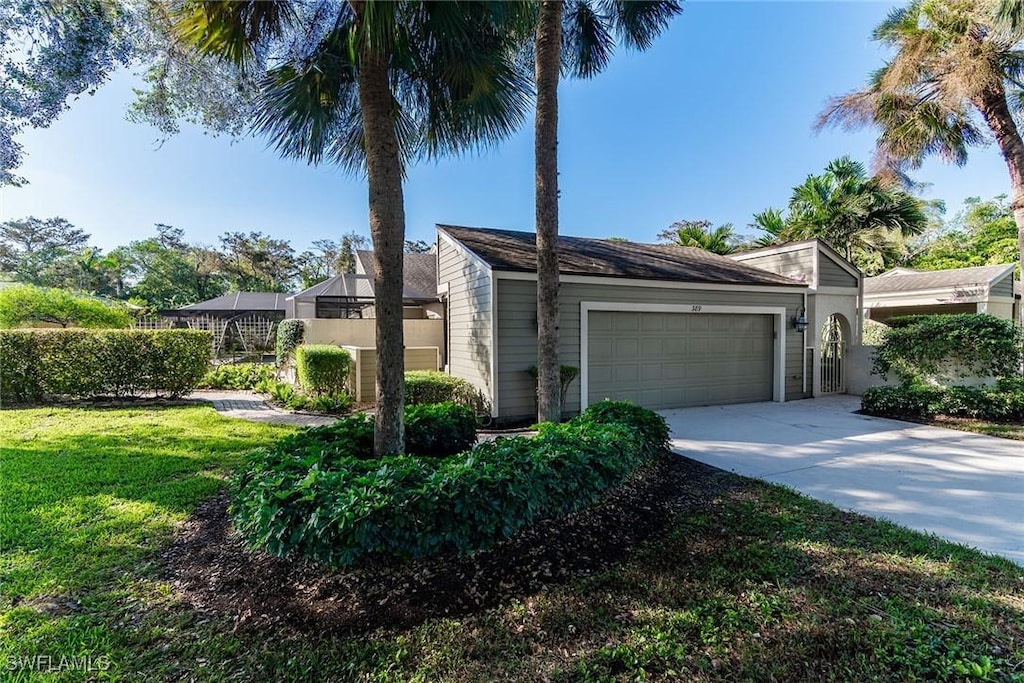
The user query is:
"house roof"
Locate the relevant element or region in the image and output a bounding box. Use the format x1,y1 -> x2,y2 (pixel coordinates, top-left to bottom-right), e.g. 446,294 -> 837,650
171,292 -> 291,312
290,274 -> 376,301
355,250 -> 437,300
732,238 -> 862,275
438,225 -> 805,287
289,256 -> 439,303
864,264 -> 1016,295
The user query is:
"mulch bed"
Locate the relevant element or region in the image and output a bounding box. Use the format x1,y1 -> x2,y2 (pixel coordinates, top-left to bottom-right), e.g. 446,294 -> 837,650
160,455 -> 741,635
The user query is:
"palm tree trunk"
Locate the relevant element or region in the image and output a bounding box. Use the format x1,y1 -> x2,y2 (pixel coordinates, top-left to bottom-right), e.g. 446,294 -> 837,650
974,85 -> 1024,321
535,0 -> 562,423
357,41 -> 406,456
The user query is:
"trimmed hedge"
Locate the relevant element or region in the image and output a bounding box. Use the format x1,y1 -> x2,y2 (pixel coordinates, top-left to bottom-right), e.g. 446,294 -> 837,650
198,362 -> 277,390
296,345 -> 353,396
861,382 -> 1024,421
0,328 -> 211,403
405,370 -> 489,413
230,400 -> 668,568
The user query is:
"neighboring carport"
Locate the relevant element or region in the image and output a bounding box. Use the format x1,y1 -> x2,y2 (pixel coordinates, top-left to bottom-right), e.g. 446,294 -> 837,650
662,396 -> 1024,565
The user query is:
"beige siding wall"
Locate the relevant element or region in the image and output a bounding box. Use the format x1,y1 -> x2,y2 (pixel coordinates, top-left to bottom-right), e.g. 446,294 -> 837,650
495,277 -> 807,420
733,247 -> 815,285
819,252 -> 858,288
437,237 -> 493,401
343,346 -> 440,402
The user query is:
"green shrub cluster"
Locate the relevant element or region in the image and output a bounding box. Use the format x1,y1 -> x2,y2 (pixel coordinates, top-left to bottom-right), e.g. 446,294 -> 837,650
255,379 -> 353,414
404,402 -> 478,457
296,345 -> 353,396
872,314 -> 1022,384
861,380 -> 1024,421
266,401 -> 475,461
0,329 -> 211,403
198,362 -> 276,390
405,370 -> 489,413
230,400 -> 667,568
275,319 -> 304,367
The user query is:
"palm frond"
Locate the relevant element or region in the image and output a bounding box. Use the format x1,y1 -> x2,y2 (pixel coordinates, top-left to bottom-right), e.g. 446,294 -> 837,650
562,0 -> 615,78
174,0 -> 297,67
600,0 -> 683,51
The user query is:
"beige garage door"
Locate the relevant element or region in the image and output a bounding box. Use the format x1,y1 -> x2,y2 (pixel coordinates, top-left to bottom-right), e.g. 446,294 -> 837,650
587,310 -> 774,410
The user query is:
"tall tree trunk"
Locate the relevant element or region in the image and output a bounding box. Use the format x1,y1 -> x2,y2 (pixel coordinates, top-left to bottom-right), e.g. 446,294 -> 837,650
358,40 -> 406,456
535,0 -> 562,423
974,85 -> 1024,323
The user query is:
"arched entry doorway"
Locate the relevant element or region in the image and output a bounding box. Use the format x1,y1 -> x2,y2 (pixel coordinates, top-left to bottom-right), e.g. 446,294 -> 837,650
820,314 -> 847,394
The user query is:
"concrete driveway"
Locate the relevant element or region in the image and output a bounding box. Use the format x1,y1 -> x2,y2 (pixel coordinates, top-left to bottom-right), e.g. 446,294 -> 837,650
661,396 -> 1024,565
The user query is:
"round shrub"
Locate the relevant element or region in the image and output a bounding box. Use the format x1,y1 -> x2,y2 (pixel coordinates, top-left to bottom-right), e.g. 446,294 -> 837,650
229,400 -> 666,568
405,370 -> 489,413
295,344 -> 353,396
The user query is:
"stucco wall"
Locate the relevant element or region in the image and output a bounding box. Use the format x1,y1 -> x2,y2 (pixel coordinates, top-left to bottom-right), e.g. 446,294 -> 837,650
845,345 -> 894,396
301,318 -> 443,349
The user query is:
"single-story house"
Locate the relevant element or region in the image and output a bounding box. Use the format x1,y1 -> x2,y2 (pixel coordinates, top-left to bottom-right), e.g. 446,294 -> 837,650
729,239 -> 862,396
437,225 -> 817,423
863,264 -> 1019,323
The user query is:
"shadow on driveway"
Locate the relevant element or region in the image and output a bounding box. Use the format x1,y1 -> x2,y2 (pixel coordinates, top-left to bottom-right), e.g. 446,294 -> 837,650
661,395 -> 1024,565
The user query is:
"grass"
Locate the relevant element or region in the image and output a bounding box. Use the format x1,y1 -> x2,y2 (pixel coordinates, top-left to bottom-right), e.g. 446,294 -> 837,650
2,406 -> 1022,681
923,416 -> 1024,441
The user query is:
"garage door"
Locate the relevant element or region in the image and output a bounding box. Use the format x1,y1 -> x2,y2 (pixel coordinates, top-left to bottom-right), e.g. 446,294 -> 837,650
587,311 -> 774,410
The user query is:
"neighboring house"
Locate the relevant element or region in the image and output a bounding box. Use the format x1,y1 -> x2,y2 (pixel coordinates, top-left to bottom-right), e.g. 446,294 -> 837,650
286,252 -> 442,320
863,264 -> 1019,324
159,292 -> 292,358
437,225 -> 811,423
729,239 -> 862,397
285,252 -> 445,390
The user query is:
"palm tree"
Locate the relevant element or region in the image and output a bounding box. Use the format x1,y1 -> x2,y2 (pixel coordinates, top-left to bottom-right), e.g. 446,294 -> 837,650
533,0 -> 682,423
819,0 -> 1024,296
657,219 -> 737,254
177,1 -> 532,455
751,157 -> 927,273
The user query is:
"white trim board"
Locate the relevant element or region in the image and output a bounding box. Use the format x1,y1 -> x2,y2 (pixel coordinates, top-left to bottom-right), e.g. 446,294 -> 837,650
578,301 -> 788,410
494,269 -> 806,294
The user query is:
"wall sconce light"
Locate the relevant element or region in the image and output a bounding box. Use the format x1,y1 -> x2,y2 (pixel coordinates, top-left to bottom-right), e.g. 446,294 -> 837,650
792,308 -> 808,333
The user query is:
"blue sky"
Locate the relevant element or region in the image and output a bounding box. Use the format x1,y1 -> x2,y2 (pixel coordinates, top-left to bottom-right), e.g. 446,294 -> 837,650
0,1 -> 1013,254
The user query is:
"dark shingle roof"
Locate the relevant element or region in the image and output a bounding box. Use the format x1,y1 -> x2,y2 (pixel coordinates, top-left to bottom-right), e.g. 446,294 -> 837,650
174,292 -> 290,312
865,264 -> 1015,295
439,225 -> 804,287
355,250 -> 437,299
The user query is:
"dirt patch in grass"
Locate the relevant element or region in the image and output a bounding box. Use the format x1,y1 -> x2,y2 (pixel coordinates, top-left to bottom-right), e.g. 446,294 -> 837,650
869,412 -> 1024,441
161,455 -> 733,635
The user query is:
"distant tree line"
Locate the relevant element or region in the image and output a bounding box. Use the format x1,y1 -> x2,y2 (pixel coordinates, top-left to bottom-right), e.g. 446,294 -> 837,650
0,219 -> 432,310
658,157 -> 1017,277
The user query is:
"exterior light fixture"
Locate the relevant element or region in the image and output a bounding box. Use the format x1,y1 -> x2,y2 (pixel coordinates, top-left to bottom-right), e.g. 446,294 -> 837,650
793,308 -> 808,333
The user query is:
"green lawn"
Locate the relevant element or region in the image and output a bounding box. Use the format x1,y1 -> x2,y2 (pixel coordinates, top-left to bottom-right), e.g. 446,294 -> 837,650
925,416 -> 1024,441
1,406 -> 1022,682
